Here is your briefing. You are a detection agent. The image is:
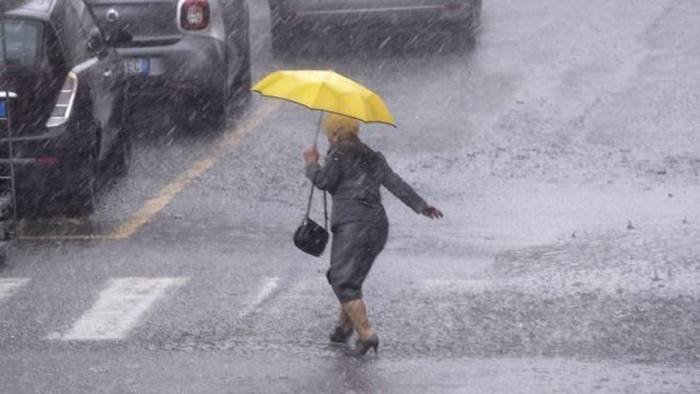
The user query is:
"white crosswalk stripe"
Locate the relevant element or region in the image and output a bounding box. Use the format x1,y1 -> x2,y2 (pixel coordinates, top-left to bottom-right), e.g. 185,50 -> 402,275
2,276 -> 503,342
238,276 -> 280,319
0,278 -> 30,306
50,277 -> 188,341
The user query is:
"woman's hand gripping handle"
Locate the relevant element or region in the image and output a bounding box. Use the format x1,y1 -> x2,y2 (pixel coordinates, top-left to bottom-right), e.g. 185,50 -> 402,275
304,145 -> 320,165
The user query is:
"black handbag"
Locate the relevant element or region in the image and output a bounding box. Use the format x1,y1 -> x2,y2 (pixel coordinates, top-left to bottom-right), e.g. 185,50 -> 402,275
294,182 -> 329,257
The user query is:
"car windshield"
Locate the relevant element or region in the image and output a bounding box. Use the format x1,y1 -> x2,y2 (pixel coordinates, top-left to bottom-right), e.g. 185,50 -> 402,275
0,19 -> 43,66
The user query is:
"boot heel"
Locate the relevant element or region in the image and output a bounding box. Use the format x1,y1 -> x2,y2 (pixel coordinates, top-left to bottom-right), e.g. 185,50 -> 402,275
353,334 -> 379,357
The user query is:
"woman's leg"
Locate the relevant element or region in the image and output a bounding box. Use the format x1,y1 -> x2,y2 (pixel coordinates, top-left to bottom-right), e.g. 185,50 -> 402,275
330,222 -> 387,341
329,305 -> 355,343
342,298 -> 374,340
337,307 -> 353,330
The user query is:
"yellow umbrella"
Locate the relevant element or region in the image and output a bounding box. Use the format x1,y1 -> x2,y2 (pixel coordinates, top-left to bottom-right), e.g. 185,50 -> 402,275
252,70 -> 396,144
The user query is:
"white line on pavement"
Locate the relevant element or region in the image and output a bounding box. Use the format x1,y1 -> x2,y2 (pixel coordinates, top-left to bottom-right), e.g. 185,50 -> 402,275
238,277 -> 280,319
52,277 -> 188,341
0,278 -> 30,305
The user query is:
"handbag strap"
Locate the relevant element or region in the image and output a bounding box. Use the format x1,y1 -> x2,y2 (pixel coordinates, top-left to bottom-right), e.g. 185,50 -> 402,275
304,182 -> 315,219
323,189 -> 328,229
305,179 -> 329,230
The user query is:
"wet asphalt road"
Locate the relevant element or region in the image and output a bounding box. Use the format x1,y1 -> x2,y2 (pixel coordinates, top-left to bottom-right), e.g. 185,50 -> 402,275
2,0 -> 700,392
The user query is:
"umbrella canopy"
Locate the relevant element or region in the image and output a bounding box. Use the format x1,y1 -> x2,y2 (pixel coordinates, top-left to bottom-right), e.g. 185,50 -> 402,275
252,70 -> 396,127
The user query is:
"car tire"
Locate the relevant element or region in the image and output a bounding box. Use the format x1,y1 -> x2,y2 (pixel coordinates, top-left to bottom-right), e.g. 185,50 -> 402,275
199,91 -> 227,133
65,151 -> 98,217
111,130 -> 132,177
172,92 -> 225,134
230,34 -> 252,111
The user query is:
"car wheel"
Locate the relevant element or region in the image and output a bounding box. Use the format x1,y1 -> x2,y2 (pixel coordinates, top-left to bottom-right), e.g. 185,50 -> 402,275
198,92 -> 227,133
172,99 -> 196,131
65,151 -> 98,217
172,93 -> 225,133
111,130 -> 132,177
230,34 -> 252,111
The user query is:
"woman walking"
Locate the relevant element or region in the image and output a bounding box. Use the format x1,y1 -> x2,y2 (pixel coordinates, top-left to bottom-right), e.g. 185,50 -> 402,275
303,114 -> 443,356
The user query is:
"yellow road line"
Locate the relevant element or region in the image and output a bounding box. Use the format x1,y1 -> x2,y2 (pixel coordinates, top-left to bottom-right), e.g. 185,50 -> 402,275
108,101 -> 280,240
16,101 -> 279,242
18,235 -> 110,241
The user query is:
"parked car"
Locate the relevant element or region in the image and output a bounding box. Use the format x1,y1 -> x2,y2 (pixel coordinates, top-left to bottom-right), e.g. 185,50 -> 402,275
85,0 -> 252,129
1,0 -> 132,216
269,0 -> 482,54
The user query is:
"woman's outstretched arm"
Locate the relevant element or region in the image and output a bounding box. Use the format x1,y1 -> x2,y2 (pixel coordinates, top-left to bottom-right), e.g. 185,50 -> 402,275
375,152 -> 443,219
304,145 -> 341,191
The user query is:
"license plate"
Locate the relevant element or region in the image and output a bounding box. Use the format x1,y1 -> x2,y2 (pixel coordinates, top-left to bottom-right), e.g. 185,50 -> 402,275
124,58 -> 150,75
0,100 -> 6,119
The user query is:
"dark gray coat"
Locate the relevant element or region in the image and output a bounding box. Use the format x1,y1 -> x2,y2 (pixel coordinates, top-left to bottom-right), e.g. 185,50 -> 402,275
305,137 -> 428,302
305,138 -> 427,229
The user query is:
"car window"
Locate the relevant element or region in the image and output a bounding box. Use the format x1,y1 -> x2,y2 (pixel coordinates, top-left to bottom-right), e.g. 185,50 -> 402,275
0,19 -> 44,66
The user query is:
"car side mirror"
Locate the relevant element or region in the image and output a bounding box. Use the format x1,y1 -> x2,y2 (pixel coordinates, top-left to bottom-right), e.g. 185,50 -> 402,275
86,30 -> 107,57
105,28 -> 133,46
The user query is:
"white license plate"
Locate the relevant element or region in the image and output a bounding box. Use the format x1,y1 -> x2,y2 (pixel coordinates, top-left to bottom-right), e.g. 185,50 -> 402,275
124,58 -> 150,75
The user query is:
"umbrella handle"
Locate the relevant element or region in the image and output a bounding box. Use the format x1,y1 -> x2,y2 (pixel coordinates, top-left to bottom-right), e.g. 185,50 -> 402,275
313,112 -> 324,146
305,112 -> 325,220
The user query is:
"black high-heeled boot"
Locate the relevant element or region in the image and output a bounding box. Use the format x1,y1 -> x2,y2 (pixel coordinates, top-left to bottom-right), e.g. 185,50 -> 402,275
353,333 -> 379,356
329,326 -> 354,343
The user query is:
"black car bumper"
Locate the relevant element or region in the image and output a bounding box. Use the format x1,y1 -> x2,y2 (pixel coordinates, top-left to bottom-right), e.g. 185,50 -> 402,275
0,124 -> 90,193
274,2 -> 478,29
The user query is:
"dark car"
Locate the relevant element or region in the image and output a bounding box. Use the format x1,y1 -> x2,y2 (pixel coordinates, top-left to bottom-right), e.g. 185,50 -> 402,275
0,0 -> 132,215
84,0 -> 252,129
269,0 -> 482,54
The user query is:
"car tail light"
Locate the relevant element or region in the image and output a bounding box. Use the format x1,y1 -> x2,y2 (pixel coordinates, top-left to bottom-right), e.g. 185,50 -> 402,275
35,156 -> 59,166
46,72 -> 78,128
181,0 -> 210,31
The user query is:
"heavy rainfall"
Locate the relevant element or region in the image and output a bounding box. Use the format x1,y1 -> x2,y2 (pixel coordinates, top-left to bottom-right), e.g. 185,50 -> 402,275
0,0 -> 698,393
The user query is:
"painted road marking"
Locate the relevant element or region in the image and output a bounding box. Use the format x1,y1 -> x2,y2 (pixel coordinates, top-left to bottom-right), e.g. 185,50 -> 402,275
16,217 -> 110,241
109,101 -> 280,240
238,276 -> 281,319
260,278 -> 323,318
17,101 -> 279,241
18,235 -> 110,241
0,278 -> 30,305
53,277 -> 188,340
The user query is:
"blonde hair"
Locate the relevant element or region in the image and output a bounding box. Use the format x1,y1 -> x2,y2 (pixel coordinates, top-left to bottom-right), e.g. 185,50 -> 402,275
323,113 -> 360,141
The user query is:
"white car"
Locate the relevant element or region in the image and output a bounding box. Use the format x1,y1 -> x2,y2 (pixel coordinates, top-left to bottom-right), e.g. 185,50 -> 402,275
269,0 -> 482,53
